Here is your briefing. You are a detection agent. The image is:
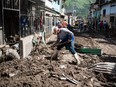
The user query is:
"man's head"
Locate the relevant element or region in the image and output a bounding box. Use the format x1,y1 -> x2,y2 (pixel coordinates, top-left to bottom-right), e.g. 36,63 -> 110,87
53,27 -> 60,34
62,21 -> 68,28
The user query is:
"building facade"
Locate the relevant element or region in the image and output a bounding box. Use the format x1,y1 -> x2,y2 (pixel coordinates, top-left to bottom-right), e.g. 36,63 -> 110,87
100,0 -> 116,30
0,0 -> 45,44
0,0 -> 66,58
44,0 -> 66,36
0,0 -> 45,58
90,0 -> 116,32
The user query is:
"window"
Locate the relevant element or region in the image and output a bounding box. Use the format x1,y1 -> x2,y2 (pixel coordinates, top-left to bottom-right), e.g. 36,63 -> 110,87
13,0 -> 19,9
4,0 -> 19,9
103,9 -> 106,17
110,16 -> 114,22
45,16 -> 52,36
58,0 -> 60,5
4,0 -> 12,8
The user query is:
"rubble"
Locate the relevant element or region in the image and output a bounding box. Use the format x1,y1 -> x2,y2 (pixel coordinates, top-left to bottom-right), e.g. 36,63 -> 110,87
91,62 -> 116,75
0,34 -> 116,87
6,48 -> 20,59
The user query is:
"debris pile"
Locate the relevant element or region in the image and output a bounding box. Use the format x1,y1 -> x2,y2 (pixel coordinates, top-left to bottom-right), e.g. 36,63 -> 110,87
0,34 -> 116,87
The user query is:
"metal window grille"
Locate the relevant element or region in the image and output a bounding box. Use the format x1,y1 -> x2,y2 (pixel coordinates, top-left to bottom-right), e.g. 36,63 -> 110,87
45,16 -> 52,36
3,0 -> 19,9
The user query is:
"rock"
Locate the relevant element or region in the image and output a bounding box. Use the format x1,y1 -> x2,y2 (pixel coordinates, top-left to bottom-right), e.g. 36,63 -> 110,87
93,82 -> 101,87
60,65 -> 67,69
25,56 -> 32,60
9,73 -> 16,77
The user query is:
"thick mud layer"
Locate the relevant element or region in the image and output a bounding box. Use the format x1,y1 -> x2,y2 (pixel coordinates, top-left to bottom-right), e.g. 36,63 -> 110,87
0,34 -> 116,87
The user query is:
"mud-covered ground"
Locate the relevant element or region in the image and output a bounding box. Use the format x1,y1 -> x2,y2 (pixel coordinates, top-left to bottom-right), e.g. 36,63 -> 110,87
0,33 -> 116,87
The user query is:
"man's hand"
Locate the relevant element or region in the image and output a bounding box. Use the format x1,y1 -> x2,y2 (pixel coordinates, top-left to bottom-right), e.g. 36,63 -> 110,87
67,39 -> 71,43
51,41 -> 59,48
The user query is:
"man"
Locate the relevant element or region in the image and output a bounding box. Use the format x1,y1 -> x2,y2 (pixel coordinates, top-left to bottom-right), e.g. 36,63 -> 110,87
53,27 -> 81,65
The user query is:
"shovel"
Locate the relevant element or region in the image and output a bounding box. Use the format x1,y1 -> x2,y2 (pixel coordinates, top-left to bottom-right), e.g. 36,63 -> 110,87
50,41 -> 69,63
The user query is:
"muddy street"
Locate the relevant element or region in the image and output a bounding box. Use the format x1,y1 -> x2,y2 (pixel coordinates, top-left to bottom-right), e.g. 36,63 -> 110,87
0,33 -> 116,87
0,0 -> 116,86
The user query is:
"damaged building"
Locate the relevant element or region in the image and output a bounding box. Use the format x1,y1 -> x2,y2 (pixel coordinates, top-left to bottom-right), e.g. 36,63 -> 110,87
0,0 -> 45,58
0,0 -> 67,58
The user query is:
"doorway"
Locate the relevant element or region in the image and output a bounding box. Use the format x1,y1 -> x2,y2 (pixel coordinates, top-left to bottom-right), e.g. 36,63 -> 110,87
4,10 -> 19,42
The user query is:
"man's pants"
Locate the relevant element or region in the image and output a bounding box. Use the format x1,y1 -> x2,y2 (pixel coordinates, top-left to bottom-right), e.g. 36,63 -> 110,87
57,40 -> 76,54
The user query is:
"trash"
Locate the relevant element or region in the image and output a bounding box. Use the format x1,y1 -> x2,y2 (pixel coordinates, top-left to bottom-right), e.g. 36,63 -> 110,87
9,73 -> 16,77
91,62 -> 116,75
60,65 -> 67,69
9,70 -> 19,77
12,43 -> 19,51
6,48 -> 20,59
78,47 -> 102,55
59,76 -> 67,80
62,73 -> 79,85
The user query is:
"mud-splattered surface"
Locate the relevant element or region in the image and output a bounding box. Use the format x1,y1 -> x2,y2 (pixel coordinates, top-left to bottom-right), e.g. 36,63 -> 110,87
0,33 -> 116,87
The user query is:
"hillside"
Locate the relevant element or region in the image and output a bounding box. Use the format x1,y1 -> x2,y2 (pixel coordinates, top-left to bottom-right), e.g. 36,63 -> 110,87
65,0 -> 95,17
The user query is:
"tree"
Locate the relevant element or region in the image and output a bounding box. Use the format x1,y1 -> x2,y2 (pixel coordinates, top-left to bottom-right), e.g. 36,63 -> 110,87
65,0 -> 96,18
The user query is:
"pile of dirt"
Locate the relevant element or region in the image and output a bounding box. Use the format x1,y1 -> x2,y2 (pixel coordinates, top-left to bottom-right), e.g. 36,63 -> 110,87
0,34 -> 116,87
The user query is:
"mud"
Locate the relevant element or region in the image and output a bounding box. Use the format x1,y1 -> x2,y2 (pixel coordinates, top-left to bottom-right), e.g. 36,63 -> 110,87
0,33 -> 116,87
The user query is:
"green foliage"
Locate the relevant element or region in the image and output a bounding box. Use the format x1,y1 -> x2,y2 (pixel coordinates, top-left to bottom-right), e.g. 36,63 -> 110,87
65,0 -> 96,18
65,0 -> 95,9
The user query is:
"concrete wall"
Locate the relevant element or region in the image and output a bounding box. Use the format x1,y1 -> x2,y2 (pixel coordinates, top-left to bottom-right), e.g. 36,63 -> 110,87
52,1 -> 61,13
101,15 -> 110,23
20,35 -> 34,58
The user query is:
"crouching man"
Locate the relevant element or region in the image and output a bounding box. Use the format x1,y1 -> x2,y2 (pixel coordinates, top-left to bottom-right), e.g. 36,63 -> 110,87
53,27 -> 81,65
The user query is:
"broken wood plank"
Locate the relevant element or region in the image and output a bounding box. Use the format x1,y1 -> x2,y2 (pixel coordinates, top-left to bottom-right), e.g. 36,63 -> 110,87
91,62 -> 116,75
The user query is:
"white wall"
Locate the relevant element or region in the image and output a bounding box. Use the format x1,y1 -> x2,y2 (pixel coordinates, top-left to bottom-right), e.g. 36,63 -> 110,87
101,4 -> 111,15
111,3 -> 116,14
45,0 -> 61,13
45,0 -> 53,9
101,3 -> 116,15
52,1 -> 61,13
20,35 -> 34,58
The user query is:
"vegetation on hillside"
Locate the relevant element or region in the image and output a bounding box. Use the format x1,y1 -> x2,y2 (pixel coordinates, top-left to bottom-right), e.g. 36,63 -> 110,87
65,0 -> 95,18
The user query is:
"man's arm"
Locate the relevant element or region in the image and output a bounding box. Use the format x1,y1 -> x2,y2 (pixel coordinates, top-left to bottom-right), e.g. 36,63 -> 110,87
51,36 -> 60,47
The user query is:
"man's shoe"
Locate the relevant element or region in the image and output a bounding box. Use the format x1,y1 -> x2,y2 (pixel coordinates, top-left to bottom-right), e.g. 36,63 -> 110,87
74,53 -> 81,65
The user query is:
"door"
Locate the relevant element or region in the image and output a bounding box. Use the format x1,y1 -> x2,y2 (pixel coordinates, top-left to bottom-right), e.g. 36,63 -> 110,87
4,10 -> 19,42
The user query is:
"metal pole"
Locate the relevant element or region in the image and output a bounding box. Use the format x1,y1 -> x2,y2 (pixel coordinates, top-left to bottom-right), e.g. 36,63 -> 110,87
19,0 -> 21,37
2,0 -> 5,44
73,0 -> 76,25
99,0 -> 100,21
